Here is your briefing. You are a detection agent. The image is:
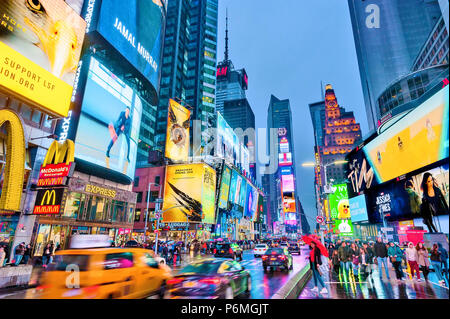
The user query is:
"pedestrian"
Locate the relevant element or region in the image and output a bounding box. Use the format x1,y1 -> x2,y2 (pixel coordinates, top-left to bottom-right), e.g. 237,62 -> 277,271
1,241 -> 9,266
437,243 -> 448,280
405,242 -> 422,281
420,173 -> 448,233
338,241 -> 351,277
331,250 -> 340,276
374,237 -> 390,280
0,247 -> 5,268
49,242 -> 55,264
359,247 -> 370,279
23,244 -> 32,265
416,242 -> 431,281
362,242 -> 375,276
430,244 -> 446,286
55,244 -> 62,252
350,243 -> 360,279
42,244 -> 52,268
202,242 -> 207,254
14,242 -> 26,266
309,242 -> 328,295
388,242 -> 405,281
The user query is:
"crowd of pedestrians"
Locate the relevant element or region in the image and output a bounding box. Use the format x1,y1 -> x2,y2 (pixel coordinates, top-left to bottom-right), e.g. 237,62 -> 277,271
324,237 -> 448,287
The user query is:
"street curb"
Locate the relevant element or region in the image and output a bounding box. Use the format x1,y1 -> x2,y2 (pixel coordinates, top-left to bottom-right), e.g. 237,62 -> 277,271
271,264 -> 312,299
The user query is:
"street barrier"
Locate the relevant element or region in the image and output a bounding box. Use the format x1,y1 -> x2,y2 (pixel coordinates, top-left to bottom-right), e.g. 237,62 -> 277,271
271,263 -> 312,299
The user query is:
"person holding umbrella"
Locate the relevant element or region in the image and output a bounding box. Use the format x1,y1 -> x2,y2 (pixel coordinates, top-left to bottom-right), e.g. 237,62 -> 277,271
309,241 -> 328,295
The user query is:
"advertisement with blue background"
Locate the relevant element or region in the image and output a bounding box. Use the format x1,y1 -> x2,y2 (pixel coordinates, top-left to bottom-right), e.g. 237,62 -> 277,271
244,183 -> 258,219
349,194 -> 369,223
84,0 -> 165,94
74,57 -> 141,180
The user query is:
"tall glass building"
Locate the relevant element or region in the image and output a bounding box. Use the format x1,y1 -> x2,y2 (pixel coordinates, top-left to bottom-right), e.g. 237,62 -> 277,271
216,60 -> 248,115
154,0 -> 219,155
348,0 -> 442,131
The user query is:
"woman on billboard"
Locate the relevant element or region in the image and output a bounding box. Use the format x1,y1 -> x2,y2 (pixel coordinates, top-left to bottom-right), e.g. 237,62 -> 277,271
420,173 -> 449,233
106,106 -> 132,174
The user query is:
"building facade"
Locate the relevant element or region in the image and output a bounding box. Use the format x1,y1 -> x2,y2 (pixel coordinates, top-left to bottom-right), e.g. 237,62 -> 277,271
348,0 -> 442,131
155,0 -> 219,156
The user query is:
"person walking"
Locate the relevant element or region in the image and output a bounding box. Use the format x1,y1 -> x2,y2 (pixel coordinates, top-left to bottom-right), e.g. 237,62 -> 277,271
416,242 -> 431,281
331,250 -> 340,276
309,241 -> 328,295
374,237 -> 390,280
437,243 -> 448,280
362,242 -> 375,276
388,242 -> 405,281
162,244 -> 168,263
23,244 -> 32,265
0,247 -> 5,268
359,247 -> 370,279
338,241 -> 352,277
350,243 -> 360,279
430,244 -> 446,286
405,242 -> 422,281
14,242 -> 26,266
42,244 -> 52,268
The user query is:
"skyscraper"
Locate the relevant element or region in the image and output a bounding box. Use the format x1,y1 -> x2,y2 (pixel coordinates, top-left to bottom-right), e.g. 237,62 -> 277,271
264,95 -> 301,235
154,0 -> 219,155
348,0 -> 442,131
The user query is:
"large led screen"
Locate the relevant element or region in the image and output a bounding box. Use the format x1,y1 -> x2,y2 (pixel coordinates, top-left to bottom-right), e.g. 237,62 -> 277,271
162,164 -> 216,224
74,57 -> 141,180
364,85 -> 449,184
165,99 -> 190,162
94,0 -> 165,92
282,192 -> 296,213
367,163 -> 449,223
239,178 -> 247,208
279,152 -> 292,166
334,219 -> 354,237
0,0 -> 86,117
218,165 -> 231,209
244,183 -> 258,219
216,112 -> 239,165
329,184 -> 350,219
281,174 -> 295,193
228,169 -> 241,205
349,194 -> 369,223
279,137 -> 289,153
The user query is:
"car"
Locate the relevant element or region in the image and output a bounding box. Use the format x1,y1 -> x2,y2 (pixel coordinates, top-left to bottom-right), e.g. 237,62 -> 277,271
262,247 -> 293,272
214,242 -> 243,261
124,240 -> 140,247
30,247 -> 173,299
165,259 -> 251,299
280,242 -> 289,250
288,242 -> 301,255
253,244 -> 269,257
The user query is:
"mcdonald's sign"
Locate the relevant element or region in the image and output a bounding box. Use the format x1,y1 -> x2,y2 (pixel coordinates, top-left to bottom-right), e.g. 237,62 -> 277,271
37,140 -> 75,187
33,188 -> 66,215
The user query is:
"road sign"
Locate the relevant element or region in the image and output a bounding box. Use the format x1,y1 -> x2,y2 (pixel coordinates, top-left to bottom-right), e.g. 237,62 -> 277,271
316,216 -> 324,224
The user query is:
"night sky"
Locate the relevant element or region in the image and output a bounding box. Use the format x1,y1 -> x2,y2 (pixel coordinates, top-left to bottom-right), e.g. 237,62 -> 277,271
216,0 -> 369,228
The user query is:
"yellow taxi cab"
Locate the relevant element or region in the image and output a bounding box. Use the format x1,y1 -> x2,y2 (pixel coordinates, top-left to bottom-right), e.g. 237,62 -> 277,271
28,235 -> 172,299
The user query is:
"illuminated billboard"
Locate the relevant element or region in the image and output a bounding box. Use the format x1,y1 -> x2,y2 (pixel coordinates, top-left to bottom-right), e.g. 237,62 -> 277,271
281,174 -> 295,193
162,163 -> 216,224
241,144 -> 250,173
282,193 -> 296,213
0,0 -> 86,117
216,112 -> 239,165
279,137 -> 289,153
285,213 -> 297,225
364,85 -> 449,184
349,194 -> 368,223
329,184 -> 350,219
88,0 -> 165,95
366,162 -> 449,223
239,178 -> 247,208
165,99 -> 190,162
244,183 -> 258,219
228,169 -> 242,205
278,152 -> 292,166
218,165 -> 231,209
334,219 -> 354,237
74,57 -> 141,180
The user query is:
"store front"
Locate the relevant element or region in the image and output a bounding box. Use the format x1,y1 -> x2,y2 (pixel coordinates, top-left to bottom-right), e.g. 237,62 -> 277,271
0,213 -> 20,247
31,177 -> 136,256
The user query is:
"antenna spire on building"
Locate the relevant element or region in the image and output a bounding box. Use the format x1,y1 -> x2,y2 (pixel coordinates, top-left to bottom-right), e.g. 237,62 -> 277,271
225,8 -> 229,61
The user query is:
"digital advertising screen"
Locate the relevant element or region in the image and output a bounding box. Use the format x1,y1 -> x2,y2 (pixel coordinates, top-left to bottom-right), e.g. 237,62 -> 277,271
241,144 -> 250,174
65,0 -> 84,14
364,85 -> 449,184
281,174 -> 295,193
285,213 -> 297,225
216,112 -> 238,165
282,192 -> 296,213
366,162 -> 449,223
218,165 -> 231,209
244,183 -> 258,219
0,0 -> 86,117
74,57 -> 141,180
329,184 -> 350,219
91,0 -> 165,93
279,137 -> 289,153
334,219 -> 354,237
278,152 -> 293,166
165,99 -> 190,162
228,170 -> 242,205
163,164 -> 216,224
349,194 -> 369,223
239,178 -> 247,208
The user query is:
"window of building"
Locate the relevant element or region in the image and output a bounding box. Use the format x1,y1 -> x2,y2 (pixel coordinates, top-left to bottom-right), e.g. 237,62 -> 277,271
134,176 -> 140,187
155,176 -> 161,185
134,209 -> 141,222
136,192 -> 143,203
63,192 -> 85,219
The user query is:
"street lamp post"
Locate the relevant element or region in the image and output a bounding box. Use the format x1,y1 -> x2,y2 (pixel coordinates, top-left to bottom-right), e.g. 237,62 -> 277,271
154,205 -> 186,254
144,182 -> 162,245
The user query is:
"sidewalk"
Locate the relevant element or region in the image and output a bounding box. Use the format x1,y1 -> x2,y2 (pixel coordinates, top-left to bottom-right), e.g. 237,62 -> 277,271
299,264 -> 449,299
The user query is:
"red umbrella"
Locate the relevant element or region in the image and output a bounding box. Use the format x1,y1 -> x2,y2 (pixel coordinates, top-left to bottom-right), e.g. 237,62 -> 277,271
302,235 -> 329,258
